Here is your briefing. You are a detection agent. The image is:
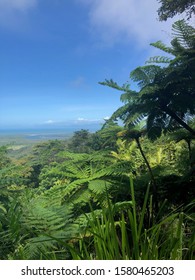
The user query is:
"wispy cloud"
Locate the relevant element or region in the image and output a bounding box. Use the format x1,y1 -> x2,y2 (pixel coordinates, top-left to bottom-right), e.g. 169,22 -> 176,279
75,117 -> 101,123
70,76 -> 88,88
77,117 -> 87,121
77,0 -> 184,47
0,0 -> 37,11
103,116 -> 110,121
0,0 -> 37,28
40,118 -> 102,127
43,120 -> 56,124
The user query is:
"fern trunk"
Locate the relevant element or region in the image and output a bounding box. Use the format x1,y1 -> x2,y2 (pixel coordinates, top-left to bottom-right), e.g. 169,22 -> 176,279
135,138 -> 158,214
186,139 -> 193,169
162,106 -> 195,136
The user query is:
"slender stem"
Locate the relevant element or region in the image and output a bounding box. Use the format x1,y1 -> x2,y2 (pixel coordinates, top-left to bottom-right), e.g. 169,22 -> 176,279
135,138 -> 158,213
162,106 -> 195,136
186,139 -> 192,168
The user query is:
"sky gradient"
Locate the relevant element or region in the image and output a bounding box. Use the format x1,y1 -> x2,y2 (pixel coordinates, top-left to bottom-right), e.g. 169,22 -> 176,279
0,0 -> 186,130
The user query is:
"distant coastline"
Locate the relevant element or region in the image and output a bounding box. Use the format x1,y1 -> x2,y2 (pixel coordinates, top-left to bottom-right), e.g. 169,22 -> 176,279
0,123 -> 102,145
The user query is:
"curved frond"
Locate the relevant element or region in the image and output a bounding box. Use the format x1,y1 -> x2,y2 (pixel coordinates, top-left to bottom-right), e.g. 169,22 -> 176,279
146,56 -> 172,64
150,41 -> 175,55
130,65 -> 162,87
172,20 -> 195,49
120,91 -> 138,104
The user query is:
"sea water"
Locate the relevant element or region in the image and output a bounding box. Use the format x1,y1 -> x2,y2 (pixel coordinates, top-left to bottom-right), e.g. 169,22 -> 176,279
0,123 -> 101,142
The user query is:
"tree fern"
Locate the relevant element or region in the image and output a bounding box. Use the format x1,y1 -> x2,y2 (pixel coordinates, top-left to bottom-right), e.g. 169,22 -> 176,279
150,40 -> 175,55
103,20 -> 195,138
99,79 -> 136,94
130,65 -> 162,88
20,203 -> 75,259
172,20 -> 195,49
146,56 -> 172,64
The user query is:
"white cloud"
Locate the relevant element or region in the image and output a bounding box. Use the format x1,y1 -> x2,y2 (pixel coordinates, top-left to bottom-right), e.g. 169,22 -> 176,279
44,120 -> 56,124
39,117 -> 107,127
0,0 -> 37,11
77,117 -> 86,121
75,117 -> 102,123
76,117 -> 97,122
70,76 -> 87,88
77,0 -> 185,47
0,0 -> 37,28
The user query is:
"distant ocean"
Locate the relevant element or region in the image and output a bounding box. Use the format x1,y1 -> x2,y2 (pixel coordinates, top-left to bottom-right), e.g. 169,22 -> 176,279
0,129 -> 71,141
0,123 -> 102,141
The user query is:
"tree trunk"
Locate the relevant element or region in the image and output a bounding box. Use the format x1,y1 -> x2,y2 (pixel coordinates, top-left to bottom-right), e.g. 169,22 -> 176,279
186,139 -> 192,169
162,106 -> 195,136
135,138 -> 158,214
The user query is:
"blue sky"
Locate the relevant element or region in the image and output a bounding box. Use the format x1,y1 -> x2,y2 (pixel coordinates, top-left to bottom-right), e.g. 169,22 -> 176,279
0,0 -> 184,130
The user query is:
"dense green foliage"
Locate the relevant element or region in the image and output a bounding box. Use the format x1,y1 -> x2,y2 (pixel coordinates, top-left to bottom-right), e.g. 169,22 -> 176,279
157,0 -> 195,21
100,20 -> 195,139
0,123 -> 194,259
0,19 -> 195,260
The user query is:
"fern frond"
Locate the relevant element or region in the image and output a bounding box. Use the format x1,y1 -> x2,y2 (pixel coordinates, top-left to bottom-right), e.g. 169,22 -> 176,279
146,56 -> 172,64
130,65 -> 161,87
108,103 -> 130,122
99,79 -> 121,91
172,20 -> 195,49
150,41 -> 175,55
120,91 -> 138,104
16,198 -> 78,259
99,79 -> 138,98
